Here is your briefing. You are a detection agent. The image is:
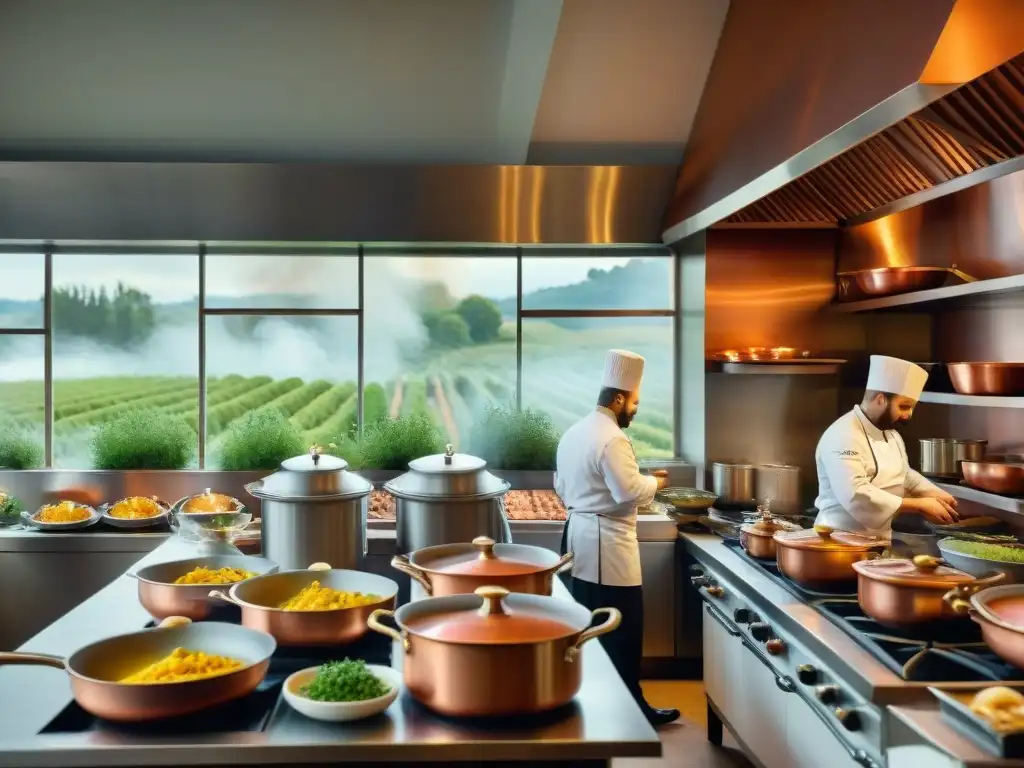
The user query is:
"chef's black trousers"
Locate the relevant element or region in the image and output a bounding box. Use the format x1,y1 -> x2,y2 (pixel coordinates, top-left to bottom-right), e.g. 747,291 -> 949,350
565,576 -> 650,717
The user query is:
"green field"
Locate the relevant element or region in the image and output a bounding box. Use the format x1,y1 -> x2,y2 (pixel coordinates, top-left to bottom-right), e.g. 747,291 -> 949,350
0,321 -> 676,467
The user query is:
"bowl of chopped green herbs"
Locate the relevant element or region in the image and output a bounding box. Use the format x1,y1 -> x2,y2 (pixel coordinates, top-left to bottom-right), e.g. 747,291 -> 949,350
283,659 -> 400,722
938,537 -> 1024,583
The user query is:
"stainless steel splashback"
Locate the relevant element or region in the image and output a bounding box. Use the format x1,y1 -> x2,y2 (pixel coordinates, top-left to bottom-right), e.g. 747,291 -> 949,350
0,163 -> 677,244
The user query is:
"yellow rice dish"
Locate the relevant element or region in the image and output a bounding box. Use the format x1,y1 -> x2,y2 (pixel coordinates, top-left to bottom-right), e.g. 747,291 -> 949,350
120,648 -> 242,684
182,492 -> 239,514
109,497 -> 165,519
36,501 -> 91,524
173,566 -> 256,585
279,581 -> 381,611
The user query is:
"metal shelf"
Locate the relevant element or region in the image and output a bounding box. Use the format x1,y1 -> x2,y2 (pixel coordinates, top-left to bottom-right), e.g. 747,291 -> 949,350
918,392 -> 1024,408
831,272 -> 1024,314
707,360 -> 843,375
933,482 -> 1024,515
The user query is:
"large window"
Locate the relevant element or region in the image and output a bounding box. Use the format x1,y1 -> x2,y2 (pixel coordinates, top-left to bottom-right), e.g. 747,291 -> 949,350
363,250 -> 518,448
0,245 -> 677,467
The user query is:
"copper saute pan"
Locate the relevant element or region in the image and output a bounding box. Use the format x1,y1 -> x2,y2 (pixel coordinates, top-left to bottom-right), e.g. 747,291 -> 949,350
853,555 -> 1004,628
945,584 -> 1024,670
774,525 -> 887,590
391,536 -> 573,597
210,562 -> 398,646
0,617 -> 275,721
131,555 -> 279,621
961,456 -> 1024,496
947,363 -> 1024,397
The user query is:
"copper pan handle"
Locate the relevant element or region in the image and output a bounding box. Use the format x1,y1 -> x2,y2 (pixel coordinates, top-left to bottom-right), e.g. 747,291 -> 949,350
553,552 -> 574,575
565,607 -> 622,663
367,609 -> 410,652
975,571 -> 1007,589
0,651 -> 66,669
949,265 -> 976,283
390,555 -> 432,594
208,590 -> 242,606
943,586 -> 976,615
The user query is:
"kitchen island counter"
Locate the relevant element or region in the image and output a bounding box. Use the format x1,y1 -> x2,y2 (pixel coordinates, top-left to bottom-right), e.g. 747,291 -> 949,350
0,536 -> 660,767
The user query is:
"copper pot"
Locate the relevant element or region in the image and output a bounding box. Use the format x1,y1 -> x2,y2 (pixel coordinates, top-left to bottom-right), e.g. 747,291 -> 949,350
946,584 -> 1024,669
774,525 -> 887,589
739,509 -> 802,560
0,617 -> 275,721
840,266 -> 960,299
962,457 -> 1024,495
390,536 -> 573,597
854,555 -> 1004,628
210,562 -> 398,646
367,585 -> 620,717
947,363 -> 1024,396
132,555 -> 278,621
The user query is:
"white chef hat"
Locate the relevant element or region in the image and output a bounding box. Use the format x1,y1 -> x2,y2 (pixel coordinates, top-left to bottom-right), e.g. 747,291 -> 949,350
603,349 -> 645,392
866,355 -> 928,400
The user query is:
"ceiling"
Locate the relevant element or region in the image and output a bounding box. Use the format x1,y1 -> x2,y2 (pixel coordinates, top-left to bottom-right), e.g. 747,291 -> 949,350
0,0 -> 729,166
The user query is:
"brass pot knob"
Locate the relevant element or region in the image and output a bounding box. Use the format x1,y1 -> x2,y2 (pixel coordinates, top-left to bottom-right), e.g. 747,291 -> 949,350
473,536 -> 497,560
814,524 -> 833,540
476,585 -> 510,617
912,554 -> 944,573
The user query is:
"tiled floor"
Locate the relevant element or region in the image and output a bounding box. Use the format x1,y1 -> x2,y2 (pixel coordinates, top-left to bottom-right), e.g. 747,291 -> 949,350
613,681 -> 752,768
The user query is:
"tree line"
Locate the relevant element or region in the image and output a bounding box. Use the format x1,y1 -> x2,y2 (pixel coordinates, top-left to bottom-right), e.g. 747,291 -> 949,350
52,284 -> 156,348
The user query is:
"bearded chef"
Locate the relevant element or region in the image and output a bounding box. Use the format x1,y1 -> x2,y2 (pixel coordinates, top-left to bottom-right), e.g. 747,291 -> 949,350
555,349 -> 680,728
815,355 -> 959,538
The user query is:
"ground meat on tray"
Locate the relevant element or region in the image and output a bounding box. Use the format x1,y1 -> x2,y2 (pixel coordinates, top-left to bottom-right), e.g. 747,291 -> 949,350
504,490 -> 566,521
368,489 -> 396,520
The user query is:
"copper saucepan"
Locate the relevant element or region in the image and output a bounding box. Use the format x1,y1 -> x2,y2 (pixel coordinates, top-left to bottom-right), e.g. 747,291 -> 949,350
838,266 -> 973,300
391,536 -> 573,597
210,562 -> 398,646
0,617 -> 275,721
853,555 -> 1004,628
961,456 -> 1024,496
947,363 -> 1024,397
774,525 -> 887,589
368,585 -> 620,717
131,555 -> 279,621
945,584 -> 1024,670
739,508 -> 802,560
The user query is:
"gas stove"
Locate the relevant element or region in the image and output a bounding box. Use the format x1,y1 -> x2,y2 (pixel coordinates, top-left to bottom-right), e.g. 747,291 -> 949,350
38,616 -> 392,737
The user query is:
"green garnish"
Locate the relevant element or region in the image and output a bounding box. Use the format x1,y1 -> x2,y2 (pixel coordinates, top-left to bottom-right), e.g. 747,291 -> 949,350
0,494 -> 22,525
300,659 -> 390,703
944,539 -> 1024,563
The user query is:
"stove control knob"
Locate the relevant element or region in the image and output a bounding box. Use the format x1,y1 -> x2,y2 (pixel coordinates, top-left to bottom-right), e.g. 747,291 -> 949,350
733,608 -> 751,624
796,664 -> 818,685
749,622 -> 772,642
815,685 -> 840,705
706,586 -> 725,598
835,708 -> 861,732
691,576 -> 710,588
765,638 -> 786,656
689,565 -> 705,575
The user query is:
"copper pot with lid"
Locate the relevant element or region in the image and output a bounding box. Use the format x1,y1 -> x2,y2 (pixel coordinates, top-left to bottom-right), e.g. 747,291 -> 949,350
391,536 -> 573,597
366,585 -> 620,717
774,525 -> 887,589
945,584 -> 1024,670
739,506 -> 802,560
853,555 -> 1004,628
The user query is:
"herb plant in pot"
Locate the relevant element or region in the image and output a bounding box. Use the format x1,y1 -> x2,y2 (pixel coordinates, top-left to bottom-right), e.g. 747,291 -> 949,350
467,405 -> 561,488
0,426 -> 43,470
91,408 -> 196,470
353,413 -> 445,481
215,409 -> 306,471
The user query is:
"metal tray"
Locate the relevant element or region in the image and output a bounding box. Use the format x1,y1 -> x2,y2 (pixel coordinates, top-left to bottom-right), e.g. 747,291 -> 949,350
930,687 -> 1024,759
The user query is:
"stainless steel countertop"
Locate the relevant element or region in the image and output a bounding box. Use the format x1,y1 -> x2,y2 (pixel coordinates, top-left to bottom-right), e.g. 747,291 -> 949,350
889,705 -> 1024,768
0,536 -> 660,766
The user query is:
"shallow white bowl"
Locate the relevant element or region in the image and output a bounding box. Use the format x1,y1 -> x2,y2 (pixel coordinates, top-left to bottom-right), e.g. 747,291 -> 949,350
283,664 -> 401,722
22,504 -> 100,531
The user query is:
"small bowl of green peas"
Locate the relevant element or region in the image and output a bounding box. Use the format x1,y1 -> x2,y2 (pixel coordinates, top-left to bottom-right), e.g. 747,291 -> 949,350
283,658 -> 401,722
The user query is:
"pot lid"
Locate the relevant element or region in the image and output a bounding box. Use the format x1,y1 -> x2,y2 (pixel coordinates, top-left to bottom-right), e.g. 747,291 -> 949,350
425,537 -> 551,577
250,445 -> 372,501
773,525 -> 883,552
852,555 -> 977,587
740,505 -> 801,538
385,444 -> 509,501
404,586 -> 580,645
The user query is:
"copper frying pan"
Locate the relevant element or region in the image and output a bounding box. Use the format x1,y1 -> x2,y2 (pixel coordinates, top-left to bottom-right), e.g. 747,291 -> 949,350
0,618 -> 276,721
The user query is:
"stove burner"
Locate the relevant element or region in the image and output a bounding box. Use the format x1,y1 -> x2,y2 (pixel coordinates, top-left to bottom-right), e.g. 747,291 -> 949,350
721,539 -> 1024,684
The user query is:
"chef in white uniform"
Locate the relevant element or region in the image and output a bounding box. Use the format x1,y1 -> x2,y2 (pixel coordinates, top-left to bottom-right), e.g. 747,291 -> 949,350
814,355 -> 959,539
555,349 -> 679,727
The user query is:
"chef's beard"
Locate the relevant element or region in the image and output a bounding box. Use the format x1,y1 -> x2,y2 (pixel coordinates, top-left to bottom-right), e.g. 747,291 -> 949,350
617,410 -> 634,429
875,410 -> 910,431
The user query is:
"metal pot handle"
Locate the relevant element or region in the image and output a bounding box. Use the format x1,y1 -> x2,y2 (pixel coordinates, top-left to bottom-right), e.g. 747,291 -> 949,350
390,555 -> 433,594
943,585 -> 978,615
208,590 -> 242,606
0,651 -> 67,669
565,607 -> 622,662
553,552 -> 574,574
367,609 -> 411,652
497,496 -> 513,544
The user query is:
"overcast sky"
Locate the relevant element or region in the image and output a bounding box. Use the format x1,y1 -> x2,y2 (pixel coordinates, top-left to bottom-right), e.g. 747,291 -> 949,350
0,253 -> 642,302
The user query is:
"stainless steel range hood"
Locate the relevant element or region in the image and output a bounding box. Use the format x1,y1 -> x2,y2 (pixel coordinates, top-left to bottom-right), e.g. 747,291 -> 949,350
662,0 -> 1024,243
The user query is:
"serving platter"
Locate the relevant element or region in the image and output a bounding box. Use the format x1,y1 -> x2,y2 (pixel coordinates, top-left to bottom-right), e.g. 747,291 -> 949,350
22,503 -> 101,531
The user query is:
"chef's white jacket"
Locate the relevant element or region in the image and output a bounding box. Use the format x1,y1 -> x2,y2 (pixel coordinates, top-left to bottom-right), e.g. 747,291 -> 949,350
554,408 -> 658,587
814,406 -> 940,538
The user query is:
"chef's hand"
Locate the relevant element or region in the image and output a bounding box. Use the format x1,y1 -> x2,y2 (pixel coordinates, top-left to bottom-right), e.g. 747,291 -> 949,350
913,496 -> 960,524
925,488 -> 958,509
649,469 -> 670,490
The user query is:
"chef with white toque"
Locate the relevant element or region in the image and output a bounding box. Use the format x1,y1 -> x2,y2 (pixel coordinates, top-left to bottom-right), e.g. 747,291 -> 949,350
814,355 -> 959,539
555,349 -> 679,728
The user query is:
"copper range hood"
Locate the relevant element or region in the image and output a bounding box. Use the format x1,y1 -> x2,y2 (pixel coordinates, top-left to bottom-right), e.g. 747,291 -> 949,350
662,0 -> 1024,243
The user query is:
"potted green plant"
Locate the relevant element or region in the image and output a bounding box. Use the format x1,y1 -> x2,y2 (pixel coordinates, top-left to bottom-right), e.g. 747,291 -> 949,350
0,427 -> 43,470
467,404 -> 561,488
0,492 -> 24,527
215,409 -> 305,471
351,412 -> 445,482
91,408 -> 196,470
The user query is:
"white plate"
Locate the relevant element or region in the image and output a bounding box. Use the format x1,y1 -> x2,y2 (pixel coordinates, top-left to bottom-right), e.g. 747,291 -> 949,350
22,504 -> 101,531
100,500 -> 171,529
283,664 -> 401,723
